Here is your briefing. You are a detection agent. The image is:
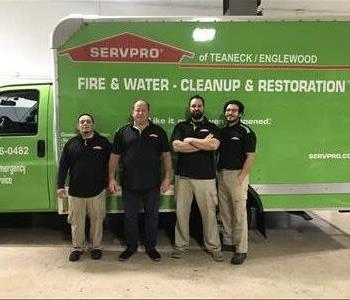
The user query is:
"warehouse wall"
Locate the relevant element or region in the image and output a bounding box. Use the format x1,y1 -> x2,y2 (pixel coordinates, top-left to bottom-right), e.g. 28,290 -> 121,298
1,0 -> 350,85
0,0 -> 221,85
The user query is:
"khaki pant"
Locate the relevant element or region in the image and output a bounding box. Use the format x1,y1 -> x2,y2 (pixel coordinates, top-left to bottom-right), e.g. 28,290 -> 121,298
174,176 -> 221,252
218,170 -> 249,253
68,190 -> 106,251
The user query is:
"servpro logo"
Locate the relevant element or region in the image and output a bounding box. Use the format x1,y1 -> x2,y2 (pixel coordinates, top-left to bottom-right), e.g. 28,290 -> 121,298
90,47 -> 161,59
60,32 -> 193,63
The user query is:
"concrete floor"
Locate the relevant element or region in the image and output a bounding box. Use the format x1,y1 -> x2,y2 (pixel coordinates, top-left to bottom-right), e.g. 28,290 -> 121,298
0,210 -> 349,299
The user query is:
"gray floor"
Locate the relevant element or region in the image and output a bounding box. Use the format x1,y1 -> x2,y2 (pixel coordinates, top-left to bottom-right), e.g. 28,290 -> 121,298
0,210 -> 349,299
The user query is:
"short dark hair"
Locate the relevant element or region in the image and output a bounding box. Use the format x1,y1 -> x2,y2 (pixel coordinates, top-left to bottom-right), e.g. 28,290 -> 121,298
78,113 -> 94,123
133,99 -> 150,111
189,95 -> 205,107
223,100 -> 245,114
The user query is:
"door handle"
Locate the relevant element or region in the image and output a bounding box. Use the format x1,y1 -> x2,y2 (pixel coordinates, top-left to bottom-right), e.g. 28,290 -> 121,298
37,140 -> 45,157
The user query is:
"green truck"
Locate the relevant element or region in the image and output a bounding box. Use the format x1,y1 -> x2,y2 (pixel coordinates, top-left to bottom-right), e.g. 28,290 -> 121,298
1,16 -> 350,214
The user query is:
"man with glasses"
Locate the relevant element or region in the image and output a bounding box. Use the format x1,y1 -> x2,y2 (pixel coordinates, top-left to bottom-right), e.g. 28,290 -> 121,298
217,100 -> 257,265
57,113 -> 111,262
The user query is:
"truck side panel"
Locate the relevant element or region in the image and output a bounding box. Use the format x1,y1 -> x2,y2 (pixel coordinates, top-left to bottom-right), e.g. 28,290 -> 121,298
54,19 -> 350,211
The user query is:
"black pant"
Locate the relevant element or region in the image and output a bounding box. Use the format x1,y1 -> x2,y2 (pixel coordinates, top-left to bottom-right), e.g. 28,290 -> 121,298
122,188 -> 160,251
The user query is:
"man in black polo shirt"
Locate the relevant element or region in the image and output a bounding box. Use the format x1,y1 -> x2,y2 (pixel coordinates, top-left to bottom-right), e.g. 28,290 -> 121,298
57,113 -> 111,262
108,100 -> 172,262
170,95 -> 224,262
218,100 -> 257,265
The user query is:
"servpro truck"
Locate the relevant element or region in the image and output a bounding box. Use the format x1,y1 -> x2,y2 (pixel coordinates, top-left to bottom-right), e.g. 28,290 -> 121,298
1,16 -> 350,214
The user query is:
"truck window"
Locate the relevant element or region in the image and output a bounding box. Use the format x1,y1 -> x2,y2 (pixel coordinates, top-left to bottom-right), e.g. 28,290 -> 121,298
0,90 -> 39,136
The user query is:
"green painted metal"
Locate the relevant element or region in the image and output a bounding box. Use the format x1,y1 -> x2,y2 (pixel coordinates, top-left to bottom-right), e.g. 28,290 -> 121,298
1,19 -> 350,212
57,20 -> 350,211
0,84 -> 54,212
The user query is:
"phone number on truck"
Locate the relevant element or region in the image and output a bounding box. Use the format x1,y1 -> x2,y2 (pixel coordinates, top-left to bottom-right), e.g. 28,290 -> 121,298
0,146 -> 30,156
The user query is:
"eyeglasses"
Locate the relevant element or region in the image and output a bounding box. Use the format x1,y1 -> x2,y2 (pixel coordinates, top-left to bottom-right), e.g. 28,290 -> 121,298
226,108 -> 239,113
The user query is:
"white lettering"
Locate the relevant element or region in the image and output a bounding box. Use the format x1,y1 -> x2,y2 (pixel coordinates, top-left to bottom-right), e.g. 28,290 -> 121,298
123,78 -> 169,91
259,54 -> 318,64
180,79 -> 241,92
89,47 -> 161,59
209,53 -> 253,63
78,77 -> 106,90
258,80 -> 346,93
90,47 -> 99,58
308,153 -> 350,160
0,165 -> 26,175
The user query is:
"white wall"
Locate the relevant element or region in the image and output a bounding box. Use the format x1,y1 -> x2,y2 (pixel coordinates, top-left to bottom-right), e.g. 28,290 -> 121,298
263,0 -> 350,17
1,0 -> 350,86
0,0 -> 221,86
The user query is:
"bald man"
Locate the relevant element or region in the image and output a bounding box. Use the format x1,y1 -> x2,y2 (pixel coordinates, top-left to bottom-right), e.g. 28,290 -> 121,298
109,100 -> 172,262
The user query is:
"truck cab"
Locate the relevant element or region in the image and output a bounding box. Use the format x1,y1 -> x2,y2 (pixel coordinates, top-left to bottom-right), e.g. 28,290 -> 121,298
0,83 -> 56,212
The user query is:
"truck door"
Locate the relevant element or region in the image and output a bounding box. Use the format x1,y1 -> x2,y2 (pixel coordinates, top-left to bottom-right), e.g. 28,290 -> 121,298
0,84 -> 51,211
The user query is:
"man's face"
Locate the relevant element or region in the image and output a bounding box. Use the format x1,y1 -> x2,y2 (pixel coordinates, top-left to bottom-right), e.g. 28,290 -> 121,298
225,104 -> 241,123
78,115 -> 94,135
132,101 -> 149,125
189,98 -> 204,120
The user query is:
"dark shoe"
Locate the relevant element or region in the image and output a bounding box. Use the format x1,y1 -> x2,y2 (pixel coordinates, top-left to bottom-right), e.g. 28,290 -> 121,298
221,244 -> 235,252
119,248 -> 135,261
231,253 -> 247,265
69,250 -> 83,262
146,248 -> 161,261
90,249 -> 102,260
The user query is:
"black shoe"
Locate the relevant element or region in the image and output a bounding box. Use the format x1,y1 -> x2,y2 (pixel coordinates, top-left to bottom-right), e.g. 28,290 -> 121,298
231,253 -> 247,265
69,250 -> 83,262
90,249 -> 102,260
146,248 -> 161,261
221,244 -> 235,252
119,248 -> 135,261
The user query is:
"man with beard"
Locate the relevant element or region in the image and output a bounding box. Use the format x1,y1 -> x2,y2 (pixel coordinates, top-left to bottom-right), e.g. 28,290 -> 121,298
57,113 -> 111,262
109,100 -> 172,262
170,95 -> 224,262
217,100 -> 256,265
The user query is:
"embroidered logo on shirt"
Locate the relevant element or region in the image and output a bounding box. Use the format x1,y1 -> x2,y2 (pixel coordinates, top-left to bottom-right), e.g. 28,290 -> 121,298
93,146 -> 103,150
199,129 -> 209,133
149,134 -> 159,138
230,137 -> 240,140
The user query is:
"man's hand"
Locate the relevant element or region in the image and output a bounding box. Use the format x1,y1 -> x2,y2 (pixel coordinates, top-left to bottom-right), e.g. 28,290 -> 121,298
237,172 -> 246,184
183,133 -> 220,151
238,153 -> 256,184
57,188 -> 66,199
183,137 -> 194,144
108,178 -> 121,194
160,178 -> 171,193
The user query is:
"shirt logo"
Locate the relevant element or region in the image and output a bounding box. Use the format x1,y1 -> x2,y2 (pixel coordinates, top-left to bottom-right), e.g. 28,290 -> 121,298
230,137 -> 240,140
149,134 -> 159,138
199,129 -> 209,133
93,146 -> 103,150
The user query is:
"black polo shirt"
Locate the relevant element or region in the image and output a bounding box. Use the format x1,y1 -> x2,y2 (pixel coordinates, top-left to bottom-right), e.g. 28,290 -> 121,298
171,117 -> 220,179
57,132 -> 111,197
112,121 -> 170,190
218,121 -> 257,170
